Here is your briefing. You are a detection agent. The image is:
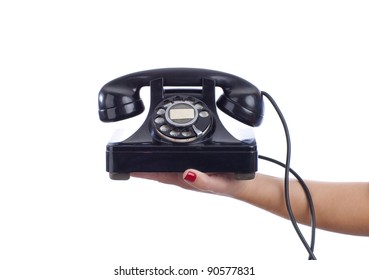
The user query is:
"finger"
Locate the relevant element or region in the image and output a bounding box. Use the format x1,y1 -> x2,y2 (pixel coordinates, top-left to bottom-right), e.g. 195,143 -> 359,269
131,172 -> 182,185
182,169 -> 243,196
131,172 -> 199,191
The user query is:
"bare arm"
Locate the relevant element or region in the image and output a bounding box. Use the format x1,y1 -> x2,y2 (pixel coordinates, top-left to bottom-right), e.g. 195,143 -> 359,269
238,174 -> 369,236
132,171 -> 369,236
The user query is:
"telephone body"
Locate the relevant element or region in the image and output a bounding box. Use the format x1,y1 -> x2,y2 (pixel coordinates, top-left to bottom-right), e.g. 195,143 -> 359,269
98,68 -> 264,180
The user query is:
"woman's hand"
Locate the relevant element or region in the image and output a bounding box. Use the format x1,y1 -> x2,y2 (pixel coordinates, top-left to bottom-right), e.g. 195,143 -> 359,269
131,169 -> 253,198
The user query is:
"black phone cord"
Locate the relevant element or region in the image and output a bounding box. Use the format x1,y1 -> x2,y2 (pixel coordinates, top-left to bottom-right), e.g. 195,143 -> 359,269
260,91 -> 317,260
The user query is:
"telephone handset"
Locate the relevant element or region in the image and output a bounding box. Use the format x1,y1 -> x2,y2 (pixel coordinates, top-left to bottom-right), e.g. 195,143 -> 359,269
98,68 -> 264,180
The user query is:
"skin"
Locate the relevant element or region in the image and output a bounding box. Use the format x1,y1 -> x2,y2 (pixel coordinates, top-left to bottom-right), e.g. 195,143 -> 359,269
131,170 -> 369,236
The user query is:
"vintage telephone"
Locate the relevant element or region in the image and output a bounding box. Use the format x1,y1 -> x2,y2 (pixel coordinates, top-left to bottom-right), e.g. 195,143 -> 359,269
98,68 -> 264,180
98,68 -> 317,259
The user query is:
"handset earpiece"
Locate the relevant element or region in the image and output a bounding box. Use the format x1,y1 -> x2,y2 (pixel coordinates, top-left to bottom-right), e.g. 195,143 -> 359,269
98,76 -> 146,122
98,91 -> 145,123
215,77 -> 264,127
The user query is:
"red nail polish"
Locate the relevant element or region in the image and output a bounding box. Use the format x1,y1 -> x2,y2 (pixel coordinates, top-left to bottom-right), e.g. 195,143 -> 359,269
184,171 -> 197,182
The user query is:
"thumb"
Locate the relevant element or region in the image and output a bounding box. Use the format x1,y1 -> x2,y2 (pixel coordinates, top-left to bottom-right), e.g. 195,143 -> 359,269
182,169 -> 244,197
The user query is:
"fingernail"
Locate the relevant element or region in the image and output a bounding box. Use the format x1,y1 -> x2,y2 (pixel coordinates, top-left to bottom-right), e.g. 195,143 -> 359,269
184,171 -> 197,182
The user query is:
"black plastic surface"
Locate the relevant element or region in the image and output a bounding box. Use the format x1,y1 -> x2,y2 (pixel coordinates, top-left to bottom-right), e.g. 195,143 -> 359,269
99,68 -> 263,179
98,68 -> 264,126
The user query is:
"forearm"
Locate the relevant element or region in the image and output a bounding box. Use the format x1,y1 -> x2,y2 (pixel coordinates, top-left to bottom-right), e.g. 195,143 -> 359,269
132,171 -> 369,236
234,174 -> 369,236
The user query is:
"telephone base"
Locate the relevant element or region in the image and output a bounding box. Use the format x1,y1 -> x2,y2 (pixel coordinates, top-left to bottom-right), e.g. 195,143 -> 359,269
109,172 -> 255,181
109,173 -> 130,180
234,173 -> 256,180
105,142 -> 258,180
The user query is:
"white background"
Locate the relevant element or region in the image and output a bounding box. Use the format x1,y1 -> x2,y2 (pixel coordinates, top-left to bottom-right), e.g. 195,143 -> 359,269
1,0 -> 369,279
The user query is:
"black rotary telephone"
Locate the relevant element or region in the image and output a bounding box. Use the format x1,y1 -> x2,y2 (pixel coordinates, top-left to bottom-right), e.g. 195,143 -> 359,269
98,68 -> 264,180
